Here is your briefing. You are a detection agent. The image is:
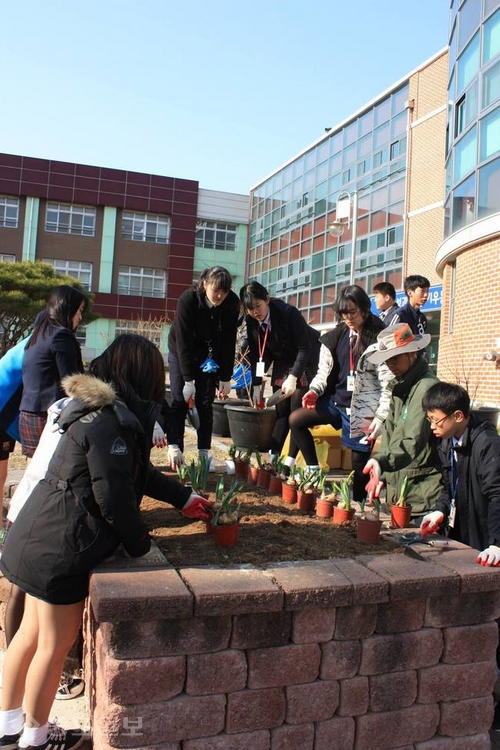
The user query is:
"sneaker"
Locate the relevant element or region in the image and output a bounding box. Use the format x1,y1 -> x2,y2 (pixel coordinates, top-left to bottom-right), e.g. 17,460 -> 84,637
0,732 -> 21,750
54,675 -> 85,701
22,724 -> 85,750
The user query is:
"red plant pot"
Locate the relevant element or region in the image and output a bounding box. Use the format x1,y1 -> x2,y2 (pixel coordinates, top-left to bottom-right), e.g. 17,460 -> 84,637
316,498 -> 336,518
282,483 -> 297,504
268,474 -> 283,495
257,468 -> 271,490
213,522 -> 240,548
356,518 -> 382,544
390,503 -> 412,529
332,506 -> 355,525
247,466 -> 259,485
234,461 -> 249,481
297,490 -> 316,512
205,520 -> 213,535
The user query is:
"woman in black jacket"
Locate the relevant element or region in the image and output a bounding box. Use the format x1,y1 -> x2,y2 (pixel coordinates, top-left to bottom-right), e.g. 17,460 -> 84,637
167,266 -> 240,461
0,335 -> 212,750
240,281 -> 320,465
19,285 -> 89,457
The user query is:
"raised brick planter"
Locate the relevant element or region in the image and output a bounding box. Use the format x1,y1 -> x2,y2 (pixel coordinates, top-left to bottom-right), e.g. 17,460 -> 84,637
85,540 -> 500,750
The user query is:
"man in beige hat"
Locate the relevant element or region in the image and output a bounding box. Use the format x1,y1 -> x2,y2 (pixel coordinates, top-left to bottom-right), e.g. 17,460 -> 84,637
363,323 -> 443,517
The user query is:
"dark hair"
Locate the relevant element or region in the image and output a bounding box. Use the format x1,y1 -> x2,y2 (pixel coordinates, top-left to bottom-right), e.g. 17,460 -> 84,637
404,275 -> 430,294
196,266 -> 233,293
333,285 -> 384,354
240,281 -> 269,309
89,334 -> 165,404
372,282 -> 396,299
28,285 -> 89,348
422,382 -> 470,418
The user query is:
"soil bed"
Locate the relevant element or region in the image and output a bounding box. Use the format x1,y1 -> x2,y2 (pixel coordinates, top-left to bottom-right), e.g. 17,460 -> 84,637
141,470 -> 398,568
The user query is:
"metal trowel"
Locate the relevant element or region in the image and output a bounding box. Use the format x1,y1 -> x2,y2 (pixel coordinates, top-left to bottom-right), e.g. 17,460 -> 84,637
187,396 -> 200,429
266,389 -> 288,408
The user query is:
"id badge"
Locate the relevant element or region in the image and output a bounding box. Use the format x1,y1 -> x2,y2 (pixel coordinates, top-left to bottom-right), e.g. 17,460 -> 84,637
346,374 -> 355,392
256,360 -> 266,377
449,498 -> 456,529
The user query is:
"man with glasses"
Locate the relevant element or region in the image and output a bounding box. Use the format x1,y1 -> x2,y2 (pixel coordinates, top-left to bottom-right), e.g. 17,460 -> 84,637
420,382 -> 500,565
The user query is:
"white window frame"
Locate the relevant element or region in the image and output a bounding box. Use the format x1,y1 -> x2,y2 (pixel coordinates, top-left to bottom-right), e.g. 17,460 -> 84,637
121,211 -> 170,244
0,197 -> 19,229
45,203 -> 96,237
117,266 -> 166,298
115,319 -> 163,349
43,259 -> 92,291
0,254 -> 15,262
195,220 -> 237,251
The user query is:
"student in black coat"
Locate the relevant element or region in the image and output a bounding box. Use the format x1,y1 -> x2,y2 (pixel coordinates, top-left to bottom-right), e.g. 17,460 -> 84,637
19,285 -> 89,457
167,267 -> 240,460
0,335 -> 212,750
240,281 -> 320,466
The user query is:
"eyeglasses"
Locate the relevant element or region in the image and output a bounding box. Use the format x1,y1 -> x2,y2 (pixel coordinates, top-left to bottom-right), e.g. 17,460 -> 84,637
341,308 -> 360,318
426,414 -> 450,428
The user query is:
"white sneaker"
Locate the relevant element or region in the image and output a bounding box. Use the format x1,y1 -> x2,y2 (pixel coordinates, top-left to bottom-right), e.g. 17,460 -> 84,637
55,674 -> 85,701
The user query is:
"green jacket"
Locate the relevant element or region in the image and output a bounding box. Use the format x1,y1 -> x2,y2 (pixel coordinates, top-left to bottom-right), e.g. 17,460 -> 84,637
376,356 -> 443,515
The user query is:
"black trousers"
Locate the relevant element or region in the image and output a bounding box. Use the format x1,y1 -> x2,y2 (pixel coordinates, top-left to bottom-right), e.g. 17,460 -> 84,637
168,352 -> 217,452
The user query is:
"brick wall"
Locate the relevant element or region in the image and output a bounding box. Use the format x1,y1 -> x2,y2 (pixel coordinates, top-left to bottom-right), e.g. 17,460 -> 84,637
438,236 -> 500,409
86,540 -> 500,750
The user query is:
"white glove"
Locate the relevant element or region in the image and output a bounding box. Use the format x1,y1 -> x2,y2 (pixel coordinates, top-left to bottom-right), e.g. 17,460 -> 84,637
168,444 -> 184,469
152,422 -> 167,448
476,545 -> 500,567
367,417 -> 383,442
218,380 -> 231,398
253,385 -> 263,408
281,374 -> 297,397
420,510 -> 444,534
182,381 -> 195,402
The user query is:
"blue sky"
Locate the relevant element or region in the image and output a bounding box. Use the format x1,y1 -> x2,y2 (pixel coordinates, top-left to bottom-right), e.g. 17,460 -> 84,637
3,0 -> 450,195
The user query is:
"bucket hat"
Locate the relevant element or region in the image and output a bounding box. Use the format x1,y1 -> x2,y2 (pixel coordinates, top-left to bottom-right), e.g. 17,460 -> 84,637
368,323 -> 431,365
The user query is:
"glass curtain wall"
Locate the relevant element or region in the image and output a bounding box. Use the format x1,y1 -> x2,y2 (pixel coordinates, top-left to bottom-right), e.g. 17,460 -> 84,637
249,85 -> 409,327
445,0 -> 500,235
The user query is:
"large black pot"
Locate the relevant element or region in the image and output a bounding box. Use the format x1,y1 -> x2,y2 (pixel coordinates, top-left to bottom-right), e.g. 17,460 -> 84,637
225,404 -> 277,451
472,406 -> 500,426
212,399 -> 249,437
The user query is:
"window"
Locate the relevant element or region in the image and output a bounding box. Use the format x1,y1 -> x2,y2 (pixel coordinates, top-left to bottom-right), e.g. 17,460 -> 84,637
458,0 -> 481,52
122,211 -> 170,244
455,82 -> 478,136
0,197 -> 19,229
482,59 -> 500,108
0,254 -> 15,262
117,266 -> 166,298
452,173 -> 476,233
45,203 -> 96,236
454,124 -> 477,181
478,155 -> 500,217
390,137 -> 407,160
75,325 -> 87,347
115,320 -> 162,349
480,107 -> 500,160
483,8 -> 500,64
44,259 -> 92,291
457,33 -> 480,94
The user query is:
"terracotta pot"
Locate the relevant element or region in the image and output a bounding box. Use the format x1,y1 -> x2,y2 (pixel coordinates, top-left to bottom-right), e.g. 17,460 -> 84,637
213,522 -> 240,548
332,506 -> 355,525
282,483 -> 297,504
316,497 -> 336,519
390,503 -> 412,529
268,474 -> 283,495
205,520 -> 213,535
234,460 -> 249,481
257,468 -> 271,490
247,466 -> 259,485
356,517 -> 382,544
297,490 -> 316,512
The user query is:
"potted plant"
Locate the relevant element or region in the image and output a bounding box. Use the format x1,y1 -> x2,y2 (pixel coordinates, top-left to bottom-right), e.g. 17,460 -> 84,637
185,455 -> 211,494
228,445 -> 252,481
356,498 -> 382,543
316,474 -> 338,519
297,467 -> 322,512
332,471 -> 355,524
281,470 -> 299,504
390,475 -> 412,529
268,455 -> 284,495
211,479 -> 243,548
255,450 -> 272,490
247,456 -> 260,485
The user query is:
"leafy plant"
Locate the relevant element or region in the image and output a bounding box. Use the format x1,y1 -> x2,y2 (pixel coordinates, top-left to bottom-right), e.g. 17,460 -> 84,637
395,475 -> 411,507
359,496 -> 381,520
228,445 -> 252,463
333,471 -> 354,510
254,451 -> 264,469
185,456 -> 211,493
176,464 -> 189,483
211,479 -> 243,526
270,454 -> 284,476
298,467 -> 323,493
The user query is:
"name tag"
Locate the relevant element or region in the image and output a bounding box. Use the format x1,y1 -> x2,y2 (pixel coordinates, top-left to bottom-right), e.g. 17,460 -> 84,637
449,498 -> 456,529
256,360 -> 266,377
346,375 -> 355,392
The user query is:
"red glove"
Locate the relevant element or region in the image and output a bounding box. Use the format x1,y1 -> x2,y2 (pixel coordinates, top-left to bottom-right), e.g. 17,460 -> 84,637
182,493 -> 214,521
302,390 -> 318,409
363,459 -> 384,500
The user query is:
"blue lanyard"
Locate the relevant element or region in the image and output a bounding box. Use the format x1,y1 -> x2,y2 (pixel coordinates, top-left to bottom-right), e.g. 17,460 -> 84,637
449,447 -> 459,498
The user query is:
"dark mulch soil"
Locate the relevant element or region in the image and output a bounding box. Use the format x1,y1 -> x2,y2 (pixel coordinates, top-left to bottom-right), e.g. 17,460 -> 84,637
140,472 -> 399,569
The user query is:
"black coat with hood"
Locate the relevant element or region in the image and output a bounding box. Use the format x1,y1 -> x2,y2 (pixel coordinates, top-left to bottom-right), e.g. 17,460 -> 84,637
434,414 -> 500,550
0,374 -> 192,604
